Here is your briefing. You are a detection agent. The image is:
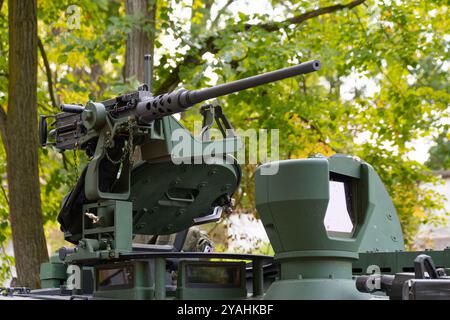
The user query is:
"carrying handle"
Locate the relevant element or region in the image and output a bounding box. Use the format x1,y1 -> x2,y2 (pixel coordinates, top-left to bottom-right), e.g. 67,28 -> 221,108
165,191 -> 195,203
414,254 -> 439,279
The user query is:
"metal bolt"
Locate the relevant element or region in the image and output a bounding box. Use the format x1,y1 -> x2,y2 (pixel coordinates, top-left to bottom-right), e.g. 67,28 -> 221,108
136,222 -> 146,230
176,209 -> 186,217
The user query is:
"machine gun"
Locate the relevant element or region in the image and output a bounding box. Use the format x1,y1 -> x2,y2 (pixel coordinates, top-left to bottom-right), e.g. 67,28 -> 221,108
355,254 -> 450,300
38,58 -> 321,253
39,59 -> 321,152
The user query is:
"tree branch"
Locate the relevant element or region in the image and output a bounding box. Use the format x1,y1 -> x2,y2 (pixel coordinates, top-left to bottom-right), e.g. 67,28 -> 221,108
296,114 -> 340,153
248,0 -> 366,31
0,105 -> 7,151
155,0 -> 366,94
155,36 -> 218,94
211,0 -> 235,29
351,9 -> 406,101
1,183 -> 8,205
37,37 -> 58,110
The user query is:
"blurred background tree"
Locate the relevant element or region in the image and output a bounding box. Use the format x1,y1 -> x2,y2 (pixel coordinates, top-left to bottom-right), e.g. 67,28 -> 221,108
426,131 -> 450,171
0,0 -> 448,286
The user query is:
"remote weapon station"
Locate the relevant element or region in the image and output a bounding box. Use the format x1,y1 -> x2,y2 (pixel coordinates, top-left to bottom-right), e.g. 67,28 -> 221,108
4,56 -> 450,300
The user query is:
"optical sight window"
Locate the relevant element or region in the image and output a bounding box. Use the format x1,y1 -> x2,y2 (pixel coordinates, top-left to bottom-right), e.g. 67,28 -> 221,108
96,264 -> 134,291
324,172 -> 356,237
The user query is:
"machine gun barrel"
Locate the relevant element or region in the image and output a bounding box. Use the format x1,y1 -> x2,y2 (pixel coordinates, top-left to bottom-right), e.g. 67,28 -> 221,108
136,60 -> 321,122
188,60 -> 321,103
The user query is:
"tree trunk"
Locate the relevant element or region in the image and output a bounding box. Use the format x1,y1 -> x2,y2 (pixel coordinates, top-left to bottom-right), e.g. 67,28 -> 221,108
124,0 -> 156,83
6,0 -> 48,289
125,0 -> 157,163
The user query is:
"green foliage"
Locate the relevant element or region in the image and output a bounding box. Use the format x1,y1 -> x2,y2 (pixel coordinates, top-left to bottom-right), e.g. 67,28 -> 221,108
426,131 -> 450,170
357,142 -> 447,245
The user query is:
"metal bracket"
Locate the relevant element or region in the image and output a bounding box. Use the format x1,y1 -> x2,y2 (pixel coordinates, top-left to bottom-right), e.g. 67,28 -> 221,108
200,102 -> 236,141
193,206 -> 223,226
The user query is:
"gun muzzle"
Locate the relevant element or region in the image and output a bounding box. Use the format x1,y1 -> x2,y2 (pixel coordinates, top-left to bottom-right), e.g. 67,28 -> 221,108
60,104 -> 84,114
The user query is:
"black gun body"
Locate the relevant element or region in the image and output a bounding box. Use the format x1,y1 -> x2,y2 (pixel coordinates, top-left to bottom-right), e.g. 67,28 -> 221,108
54,112 -> 84,150
53,91 -> 143,150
